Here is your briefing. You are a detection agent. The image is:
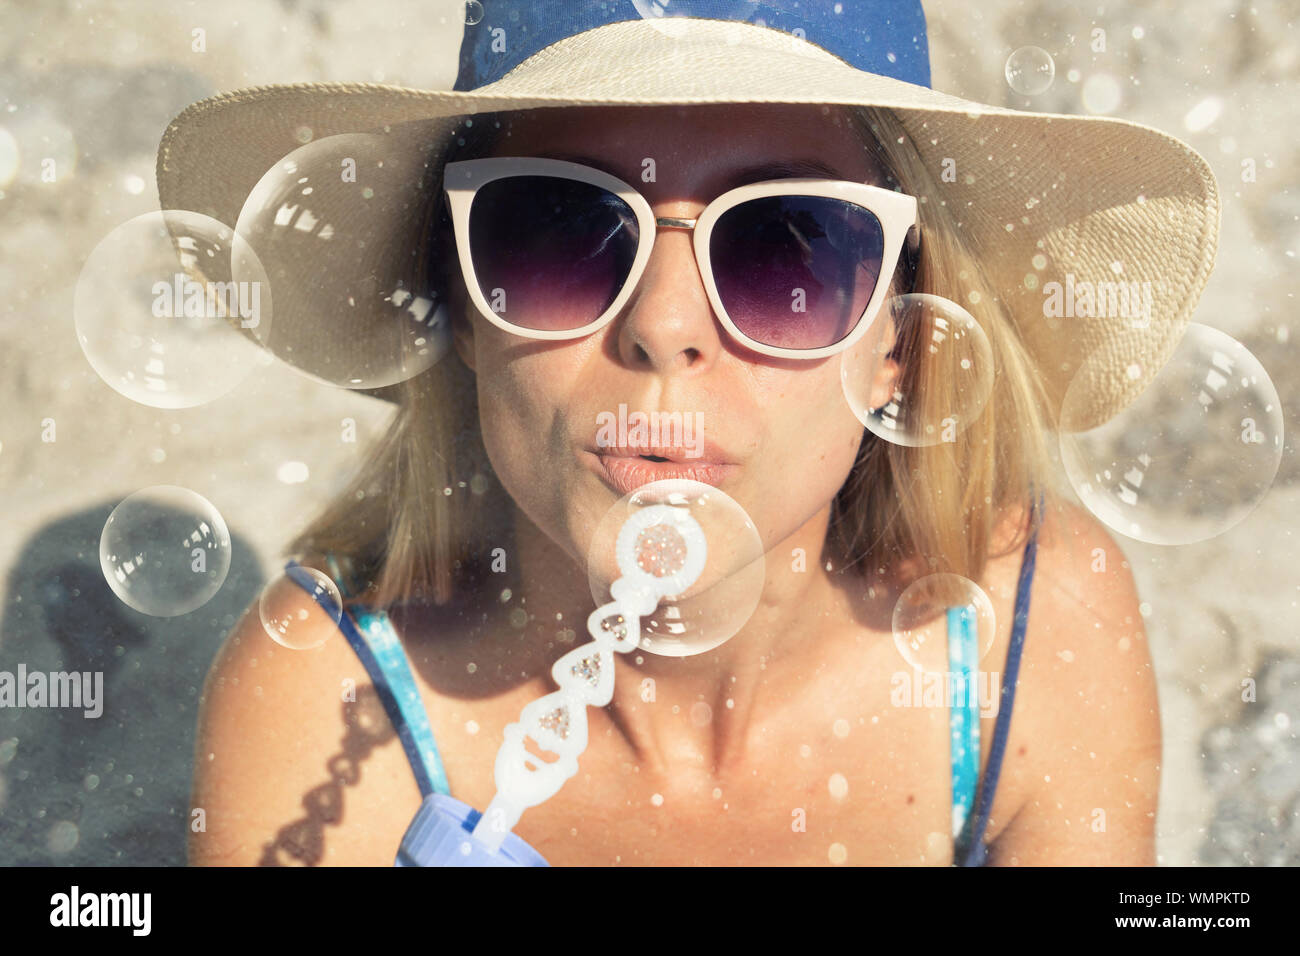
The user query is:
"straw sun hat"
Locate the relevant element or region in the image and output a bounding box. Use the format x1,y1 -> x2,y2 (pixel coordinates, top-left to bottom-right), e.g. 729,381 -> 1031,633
154,0 -> 1220,433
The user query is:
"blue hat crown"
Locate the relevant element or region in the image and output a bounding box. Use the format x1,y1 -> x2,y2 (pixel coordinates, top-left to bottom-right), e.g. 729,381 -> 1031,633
454,0 -> 931,92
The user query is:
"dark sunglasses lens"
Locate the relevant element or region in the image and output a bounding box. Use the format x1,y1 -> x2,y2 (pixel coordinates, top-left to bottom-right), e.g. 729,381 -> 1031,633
710,196 -> 885,351
467,176 -> 639,332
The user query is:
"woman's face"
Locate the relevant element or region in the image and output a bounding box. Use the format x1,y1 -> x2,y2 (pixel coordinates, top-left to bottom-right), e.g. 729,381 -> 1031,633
453,103 -> 889,575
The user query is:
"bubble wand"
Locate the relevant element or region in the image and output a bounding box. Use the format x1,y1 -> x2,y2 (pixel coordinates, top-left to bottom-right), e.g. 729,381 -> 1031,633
398,502 -> 707,865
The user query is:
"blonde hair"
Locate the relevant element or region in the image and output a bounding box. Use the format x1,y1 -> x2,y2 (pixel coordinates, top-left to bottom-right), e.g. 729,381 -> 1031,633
287,105 -> 1061,609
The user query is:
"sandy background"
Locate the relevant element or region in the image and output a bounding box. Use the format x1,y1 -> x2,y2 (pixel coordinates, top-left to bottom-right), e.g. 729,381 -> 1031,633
0,0 -> 1296,866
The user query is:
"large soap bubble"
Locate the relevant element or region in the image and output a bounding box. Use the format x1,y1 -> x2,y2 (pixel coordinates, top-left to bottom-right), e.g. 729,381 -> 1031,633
841,293 -> 994,447
587,479 -> 765,657
233,131 -> 452,390
75,210 -> 272,408
100,486 -> 232,617
1060,323 -> 1282,545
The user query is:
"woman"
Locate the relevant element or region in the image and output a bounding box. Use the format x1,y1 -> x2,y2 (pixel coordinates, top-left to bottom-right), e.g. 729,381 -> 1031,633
164,2 -> 1214,866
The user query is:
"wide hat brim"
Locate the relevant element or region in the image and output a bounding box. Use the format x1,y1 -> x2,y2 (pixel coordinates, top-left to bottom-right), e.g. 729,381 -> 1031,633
156,17 -> 1220,432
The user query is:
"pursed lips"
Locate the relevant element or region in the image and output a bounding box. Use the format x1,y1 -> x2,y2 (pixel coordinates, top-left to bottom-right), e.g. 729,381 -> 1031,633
584,438 -> 739,494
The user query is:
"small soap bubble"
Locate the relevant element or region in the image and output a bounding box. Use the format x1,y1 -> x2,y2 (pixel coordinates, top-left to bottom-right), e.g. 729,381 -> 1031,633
892,574 -> 996,674
1005,46 -> 1055,95
258,566 -> 342,649
100,486 -> 231,616
465,1 -> 483,25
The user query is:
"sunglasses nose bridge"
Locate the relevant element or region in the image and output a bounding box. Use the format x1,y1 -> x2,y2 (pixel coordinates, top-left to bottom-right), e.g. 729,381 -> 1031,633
655,215 -> 697,230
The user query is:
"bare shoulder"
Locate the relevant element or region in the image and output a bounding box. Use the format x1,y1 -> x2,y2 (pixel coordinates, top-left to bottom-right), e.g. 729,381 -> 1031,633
189,566 -> 422,866
984,495 -> 1162,865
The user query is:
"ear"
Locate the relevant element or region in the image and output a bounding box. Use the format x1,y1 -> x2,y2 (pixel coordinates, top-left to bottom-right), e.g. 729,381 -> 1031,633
867,311 -> 901,411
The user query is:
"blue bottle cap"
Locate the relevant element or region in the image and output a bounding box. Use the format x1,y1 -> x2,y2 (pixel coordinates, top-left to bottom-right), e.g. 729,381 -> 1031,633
396,793 -> 551,867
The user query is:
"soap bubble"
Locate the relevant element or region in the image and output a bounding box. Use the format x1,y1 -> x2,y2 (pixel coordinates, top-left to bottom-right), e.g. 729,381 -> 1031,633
1060,323 -> 1282,545
75,211 -> 272,408
587,479 -> 765,657
100,486 -> 232,617
630,1 -> 768,42
259,566 -> 343,650
465,0 -> 483,26
1005,46 -> 1055,96
893,574 -> 997,675
631,1 -> 759,30
840,294 -> 994,447
233,131 -> 452,390
5,107 -> 77,185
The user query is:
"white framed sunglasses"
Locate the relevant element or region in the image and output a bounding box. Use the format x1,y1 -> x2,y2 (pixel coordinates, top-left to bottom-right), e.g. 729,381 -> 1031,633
442,156 -> 919,360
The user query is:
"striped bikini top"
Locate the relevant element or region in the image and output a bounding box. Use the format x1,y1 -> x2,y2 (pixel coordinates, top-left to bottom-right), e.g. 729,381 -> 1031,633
283,498 -> 1040,866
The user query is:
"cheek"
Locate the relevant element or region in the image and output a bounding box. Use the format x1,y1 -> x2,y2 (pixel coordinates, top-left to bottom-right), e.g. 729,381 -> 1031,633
747,363 -> 865,513
470,332 -> 596,537
472,345 -> 551,493
754,361 -> 862,456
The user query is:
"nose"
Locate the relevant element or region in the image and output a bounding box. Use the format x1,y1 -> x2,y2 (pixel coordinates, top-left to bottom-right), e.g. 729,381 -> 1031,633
614,216 -> 722,374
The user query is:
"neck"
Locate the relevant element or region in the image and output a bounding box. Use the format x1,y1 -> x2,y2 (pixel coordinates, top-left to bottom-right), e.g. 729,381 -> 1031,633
502,496 -> 853,782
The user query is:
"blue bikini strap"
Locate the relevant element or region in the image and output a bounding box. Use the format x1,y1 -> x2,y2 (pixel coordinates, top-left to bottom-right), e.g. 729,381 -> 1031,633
283,559 -> 451,798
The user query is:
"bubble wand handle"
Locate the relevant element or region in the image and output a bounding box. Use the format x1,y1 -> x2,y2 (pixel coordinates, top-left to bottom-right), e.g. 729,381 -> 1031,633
469,504 -> 707,852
